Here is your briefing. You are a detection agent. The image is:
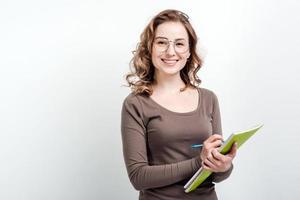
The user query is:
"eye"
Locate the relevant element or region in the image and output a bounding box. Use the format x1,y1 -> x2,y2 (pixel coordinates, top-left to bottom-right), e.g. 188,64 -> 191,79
157,40 -> 168,45
176,42 -> 184,46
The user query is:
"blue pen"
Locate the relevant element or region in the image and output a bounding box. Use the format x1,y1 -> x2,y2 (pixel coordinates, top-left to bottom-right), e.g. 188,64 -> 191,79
191,141 -> 224,148
191,144 -> 203,148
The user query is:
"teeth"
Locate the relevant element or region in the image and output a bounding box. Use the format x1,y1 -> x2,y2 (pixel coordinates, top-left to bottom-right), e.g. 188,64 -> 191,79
163,59 -> 177,64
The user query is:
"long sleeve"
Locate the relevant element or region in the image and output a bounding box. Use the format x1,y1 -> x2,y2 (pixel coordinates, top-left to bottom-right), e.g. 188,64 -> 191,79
210,92 -> 234,183
121,95 -> 202,191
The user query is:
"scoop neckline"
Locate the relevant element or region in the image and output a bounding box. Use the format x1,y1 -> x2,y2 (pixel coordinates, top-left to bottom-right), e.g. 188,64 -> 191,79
148,87 -> 201,116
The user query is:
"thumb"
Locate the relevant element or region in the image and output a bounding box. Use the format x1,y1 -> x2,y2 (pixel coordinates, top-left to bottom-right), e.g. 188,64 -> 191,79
227,142 -> 237,158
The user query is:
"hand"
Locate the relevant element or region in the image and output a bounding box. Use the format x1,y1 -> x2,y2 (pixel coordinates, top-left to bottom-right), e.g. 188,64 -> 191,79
200,134 -> 224,162
202,142 -> 237,172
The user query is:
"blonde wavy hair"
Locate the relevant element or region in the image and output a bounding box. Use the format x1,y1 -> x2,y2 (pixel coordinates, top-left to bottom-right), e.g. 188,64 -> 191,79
125,9 -> 203,96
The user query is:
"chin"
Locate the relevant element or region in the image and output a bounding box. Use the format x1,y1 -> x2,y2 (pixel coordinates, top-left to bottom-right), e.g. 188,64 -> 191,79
160,67 -> 182,75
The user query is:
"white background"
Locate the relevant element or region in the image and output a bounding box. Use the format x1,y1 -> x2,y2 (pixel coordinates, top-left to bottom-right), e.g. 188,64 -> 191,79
0,0 -> 299,199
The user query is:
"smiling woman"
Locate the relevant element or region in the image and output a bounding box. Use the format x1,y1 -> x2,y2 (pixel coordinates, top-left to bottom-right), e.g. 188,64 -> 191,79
126,9 -> 202,96
121,9 -> 237,200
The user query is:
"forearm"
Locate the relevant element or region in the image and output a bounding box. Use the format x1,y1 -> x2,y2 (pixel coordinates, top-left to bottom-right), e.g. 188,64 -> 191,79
126,156 -> 202,190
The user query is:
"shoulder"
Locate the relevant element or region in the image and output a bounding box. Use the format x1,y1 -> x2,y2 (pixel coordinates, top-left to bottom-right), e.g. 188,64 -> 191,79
196,87 -> 221,114
122,92 -> 143,109
197,87 -> 219,100
122,92 -> 151,114
122,92 -> 160,120
121,93 -> 148,129
121,93 -> 144,122
197,87 -> 221,111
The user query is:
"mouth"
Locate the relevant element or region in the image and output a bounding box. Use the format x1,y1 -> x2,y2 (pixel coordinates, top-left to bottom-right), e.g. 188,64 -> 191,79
161,59 -> 179,65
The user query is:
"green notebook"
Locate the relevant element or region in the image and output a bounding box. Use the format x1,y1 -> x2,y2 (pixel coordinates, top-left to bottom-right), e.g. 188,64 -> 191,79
184,124 -> 263,193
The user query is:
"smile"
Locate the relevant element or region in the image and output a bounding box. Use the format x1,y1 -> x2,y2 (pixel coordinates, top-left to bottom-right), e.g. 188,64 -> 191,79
161,59 -> 179,65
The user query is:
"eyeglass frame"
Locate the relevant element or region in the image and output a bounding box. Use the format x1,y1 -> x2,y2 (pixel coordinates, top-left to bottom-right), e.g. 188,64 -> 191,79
152,37 -> 190,54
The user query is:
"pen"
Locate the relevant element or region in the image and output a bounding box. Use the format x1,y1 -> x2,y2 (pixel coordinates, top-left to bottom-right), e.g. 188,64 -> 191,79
191,141 -> 224,148
191,144 -> 203,148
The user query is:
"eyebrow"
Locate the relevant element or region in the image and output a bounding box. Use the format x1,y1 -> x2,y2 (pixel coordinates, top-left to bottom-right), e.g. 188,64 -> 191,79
154,36 -> 187,41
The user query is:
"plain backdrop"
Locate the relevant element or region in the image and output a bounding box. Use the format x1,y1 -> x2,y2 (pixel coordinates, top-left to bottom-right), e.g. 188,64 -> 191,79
0,0 -> 299,199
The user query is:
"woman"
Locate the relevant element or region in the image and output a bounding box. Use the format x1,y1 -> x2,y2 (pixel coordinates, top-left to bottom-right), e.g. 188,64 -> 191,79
121,9 -> 237,200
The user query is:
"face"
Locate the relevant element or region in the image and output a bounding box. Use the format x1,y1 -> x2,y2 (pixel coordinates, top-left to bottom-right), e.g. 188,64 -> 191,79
151,21 -> 191,77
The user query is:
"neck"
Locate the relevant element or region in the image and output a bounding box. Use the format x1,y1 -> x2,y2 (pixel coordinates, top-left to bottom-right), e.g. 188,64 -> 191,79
153,71 -> 186,94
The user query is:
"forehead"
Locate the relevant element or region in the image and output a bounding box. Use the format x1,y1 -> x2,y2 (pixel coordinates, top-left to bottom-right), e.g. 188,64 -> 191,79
155,21 -> 189,40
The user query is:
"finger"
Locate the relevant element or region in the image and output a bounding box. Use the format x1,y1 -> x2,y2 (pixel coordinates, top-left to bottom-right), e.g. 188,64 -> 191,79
208,154 -> 223,168
227,142 -> 238,158
212,149 -> 226,162
206,152 -> 214,162
209,139 -> 223,149
200,148 -> 212,160
203,139 -> 223,154
206,151 -> 222,166
202,161 -> 212,171
205,134 -> 223,143
203,159 -> 218,170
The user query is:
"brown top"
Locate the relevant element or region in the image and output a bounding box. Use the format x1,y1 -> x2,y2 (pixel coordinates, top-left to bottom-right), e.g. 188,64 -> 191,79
121,87 -> 233,200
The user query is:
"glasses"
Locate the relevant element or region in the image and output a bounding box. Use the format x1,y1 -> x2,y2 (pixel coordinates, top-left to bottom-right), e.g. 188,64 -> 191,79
153,38 -> 189,54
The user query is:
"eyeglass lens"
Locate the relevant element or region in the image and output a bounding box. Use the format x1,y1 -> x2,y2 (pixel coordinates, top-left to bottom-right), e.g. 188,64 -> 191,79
154,38 -> 189,53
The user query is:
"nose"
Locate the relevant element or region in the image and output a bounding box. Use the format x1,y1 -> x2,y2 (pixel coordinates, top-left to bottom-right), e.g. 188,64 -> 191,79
166,42 -> 176,56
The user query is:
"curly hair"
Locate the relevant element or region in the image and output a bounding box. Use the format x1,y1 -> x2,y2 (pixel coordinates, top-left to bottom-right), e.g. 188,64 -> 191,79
125,9 -> 203,96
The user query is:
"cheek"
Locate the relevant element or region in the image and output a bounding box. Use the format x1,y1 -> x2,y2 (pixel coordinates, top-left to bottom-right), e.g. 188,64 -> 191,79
179,54 -> 190,65
151,52 -> 161,69
179,51 -> 190,60
152,50 -> 163,61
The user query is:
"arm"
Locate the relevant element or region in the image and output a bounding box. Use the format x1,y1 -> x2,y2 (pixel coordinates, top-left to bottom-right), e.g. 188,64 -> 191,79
209,92 -> 234,183
121,96 -> 202,190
